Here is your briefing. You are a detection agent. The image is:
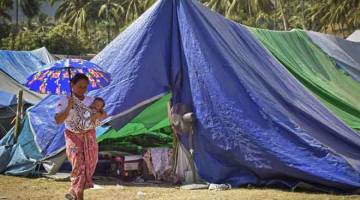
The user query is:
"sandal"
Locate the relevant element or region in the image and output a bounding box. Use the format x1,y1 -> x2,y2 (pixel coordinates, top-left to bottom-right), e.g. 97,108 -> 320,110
65,192 -> 76,200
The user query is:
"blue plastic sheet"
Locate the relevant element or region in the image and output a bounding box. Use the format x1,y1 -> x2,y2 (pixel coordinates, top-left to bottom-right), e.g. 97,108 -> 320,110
0,91 -> 17,108
0,50 -> 47,84
28,0 -> 360,192
0,117 -> 42,176
0,48 -> 53,106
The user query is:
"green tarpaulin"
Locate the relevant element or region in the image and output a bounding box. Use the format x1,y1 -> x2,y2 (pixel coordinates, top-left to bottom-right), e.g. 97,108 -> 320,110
250,28 -> 360,132
98,94 -> 172,153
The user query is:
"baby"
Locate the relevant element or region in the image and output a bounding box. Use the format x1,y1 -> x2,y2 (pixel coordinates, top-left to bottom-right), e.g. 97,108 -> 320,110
84,97 -> 107,129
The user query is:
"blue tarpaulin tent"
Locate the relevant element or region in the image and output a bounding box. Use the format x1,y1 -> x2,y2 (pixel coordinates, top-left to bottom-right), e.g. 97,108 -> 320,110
0,47 -> 53,107
6,0 -> 360,192
0,47 -> 52,84
0,116 -> 43,176
0,48 -> 52,137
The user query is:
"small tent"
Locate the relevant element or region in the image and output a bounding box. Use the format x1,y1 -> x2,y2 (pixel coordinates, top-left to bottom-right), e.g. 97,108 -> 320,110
0,48 -> 52,136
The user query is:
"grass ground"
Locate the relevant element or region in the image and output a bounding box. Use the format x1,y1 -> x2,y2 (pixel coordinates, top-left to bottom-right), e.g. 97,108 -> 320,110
0,175 -> 359,200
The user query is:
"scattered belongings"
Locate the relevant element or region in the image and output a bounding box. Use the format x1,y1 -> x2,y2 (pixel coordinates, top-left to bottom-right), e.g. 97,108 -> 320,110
136,191 -> 146,198
180,184 -> 209,190
42,172 -> 70,181
208,184 -> 232,191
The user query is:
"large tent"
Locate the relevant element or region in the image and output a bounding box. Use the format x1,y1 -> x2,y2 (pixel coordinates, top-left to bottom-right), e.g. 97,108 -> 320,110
2,0 -> 360,192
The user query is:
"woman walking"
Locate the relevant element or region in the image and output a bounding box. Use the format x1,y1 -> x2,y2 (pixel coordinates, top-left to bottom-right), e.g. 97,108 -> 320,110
55,73 -> 107,200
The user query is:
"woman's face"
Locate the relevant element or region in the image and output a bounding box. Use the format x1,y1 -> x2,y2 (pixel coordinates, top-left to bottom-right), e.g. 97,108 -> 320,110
71,79 -> 89,96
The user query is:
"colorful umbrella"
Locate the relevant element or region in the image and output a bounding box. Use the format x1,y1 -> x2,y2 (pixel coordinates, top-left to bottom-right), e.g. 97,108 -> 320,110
25,58 -> 111,95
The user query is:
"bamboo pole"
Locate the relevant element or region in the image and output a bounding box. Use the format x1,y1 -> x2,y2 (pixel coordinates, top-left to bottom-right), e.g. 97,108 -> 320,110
14,90 -> 23,142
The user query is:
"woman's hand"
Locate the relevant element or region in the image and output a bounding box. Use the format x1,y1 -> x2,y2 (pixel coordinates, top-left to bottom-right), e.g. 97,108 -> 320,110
66,97 -> 74,110
55,97 -> 73,124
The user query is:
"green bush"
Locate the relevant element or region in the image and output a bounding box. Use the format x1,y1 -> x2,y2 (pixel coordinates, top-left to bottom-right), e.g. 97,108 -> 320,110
44,23 -> 87,55
0,23 -> 93,55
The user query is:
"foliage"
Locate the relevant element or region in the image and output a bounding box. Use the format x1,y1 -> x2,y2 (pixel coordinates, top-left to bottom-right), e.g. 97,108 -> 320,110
1,23 -> 91,54
0,0 -> 12,23
45,23 -> 90,54
0,0 -> 359,54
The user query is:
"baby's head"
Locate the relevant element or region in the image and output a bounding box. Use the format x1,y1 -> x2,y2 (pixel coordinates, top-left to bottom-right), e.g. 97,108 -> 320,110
91,97 -> 105,112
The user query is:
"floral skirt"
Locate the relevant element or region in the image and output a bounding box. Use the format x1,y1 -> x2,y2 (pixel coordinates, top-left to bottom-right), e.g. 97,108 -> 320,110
65,129 -> 98,196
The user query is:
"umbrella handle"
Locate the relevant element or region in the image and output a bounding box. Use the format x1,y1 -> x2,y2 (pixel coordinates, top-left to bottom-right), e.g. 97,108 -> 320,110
68,67 -> 72,97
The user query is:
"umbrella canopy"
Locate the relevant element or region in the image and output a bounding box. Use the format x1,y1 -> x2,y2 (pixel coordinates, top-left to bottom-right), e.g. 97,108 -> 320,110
25,58 -> 111,95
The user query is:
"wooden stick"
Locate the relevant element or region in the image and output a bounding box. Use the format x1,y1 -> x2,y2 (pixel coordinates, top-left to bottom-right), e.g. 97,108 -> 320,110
14,90 -> 23,142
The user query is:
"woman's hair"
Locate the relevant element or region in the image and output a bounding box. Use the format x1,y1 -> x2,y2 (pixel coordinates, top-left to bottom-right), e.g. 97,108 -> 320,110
70,73 -> 89,85
94,97 -> 105,107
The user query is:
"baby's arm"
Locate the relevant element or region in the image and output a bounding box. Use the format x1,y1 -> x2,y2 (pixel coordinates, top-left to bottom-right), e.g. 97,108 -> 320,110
95,109 -> 108,120
91,109 -> 108,126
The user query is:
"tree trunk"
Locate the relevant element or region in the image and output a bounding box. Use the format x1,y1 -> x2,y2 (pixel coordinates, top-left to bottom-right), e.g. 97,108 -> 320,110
279,0 -> 288,31
12,0 -> 19,49
247,0 -> 252,18
106,3 -> 111,44
301,0 -> 306,30
15,0 -> 19,33
340,23 -> 346,38
273,0 -> 277,30
27,18 -> 32,29
226,0 -> 237,19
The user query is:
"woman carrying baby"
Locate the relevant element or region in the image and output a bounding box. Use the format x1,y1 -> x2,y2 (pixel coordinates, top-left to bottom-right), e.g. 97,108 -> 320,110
55,73 -> 107,200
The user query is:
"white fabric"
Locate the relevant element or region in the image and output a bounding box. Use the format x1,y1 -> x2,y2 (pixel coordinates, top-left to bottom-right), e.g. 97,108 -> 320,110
149,147 -> 172,179
347,30 -> 360,42
55,96 -> 94,113
55,95 -> 95,133
175,142 -> 193,182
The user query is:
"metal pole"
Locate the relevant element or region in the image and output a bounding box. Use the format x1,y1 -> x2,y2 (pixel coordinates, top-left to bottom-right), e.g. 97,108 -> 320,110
14,90 -> 23,142
188,128 -> 197,183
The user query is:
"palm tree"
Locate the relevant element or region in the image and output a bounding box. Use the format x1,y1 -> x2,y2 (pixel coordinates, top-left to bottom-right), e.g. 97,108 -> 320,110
54,0 -> 93,34
20,0 -> 41,27
122,0 -> 155,23
306,0 -> 359,36
98,0 -> 124,43
348,0 -> 360,32
204,0 -> 228,15
0,0 -> 12,23
0,0 -> 13,48
277,0 -> 289,30
221,0 -> 274,25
